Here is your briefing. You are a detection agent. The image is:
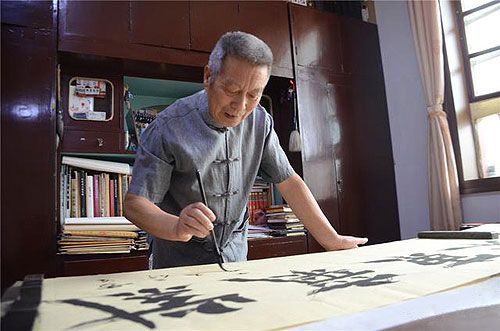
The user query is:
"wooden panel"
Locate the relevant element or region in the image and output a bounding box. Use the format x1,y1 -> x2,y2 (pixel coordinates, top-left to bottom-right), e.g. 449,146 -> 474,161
296,68 -> 342,232
238,1 -> 293,78
62,130 -> 124,154
59,0 -> 128,44
350,74 -> 400,243
61,253 -> 149,277
130,1 -> 190,49
341,17 -> 383,77
247,235 -> 308,260
190,1 -> 239,52
297,66 -> 399,244
1,25 -> 57,291
1,0 -> 53,29
290,4 -> 343,73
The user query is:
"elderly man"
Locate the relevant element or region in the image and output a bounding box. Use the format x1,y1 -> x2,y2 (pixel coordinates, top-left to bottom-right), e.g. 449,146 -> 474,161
124,31 -> 367,269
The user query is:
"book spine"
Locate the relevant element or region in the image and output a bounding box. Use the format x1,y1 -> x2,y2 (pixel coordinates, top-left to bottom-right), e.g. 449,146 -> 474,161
65,169 -> 71,220
117,174 -> 123,216
86,175 -> 94,218
93,175 -> 100,217
75,170 -> 81,218
104,173 -> 110,217
113,177 -> 118,217
79,170 -> 86,217
109,177 -> 115,217
60,165 -> 65,225
99,173 -> 106,217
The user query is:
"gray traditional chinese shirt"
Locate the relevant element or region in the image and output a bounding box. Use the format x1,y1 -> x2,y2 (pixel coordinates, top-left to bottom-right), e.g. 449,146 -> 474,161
129,90 -> 294,268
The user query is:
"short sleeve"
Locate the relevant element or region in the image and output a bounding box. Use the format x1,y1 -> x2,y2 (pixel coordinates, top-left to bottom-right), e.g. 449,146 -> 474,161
128,119 -> 174,203
258,114 -> 295,183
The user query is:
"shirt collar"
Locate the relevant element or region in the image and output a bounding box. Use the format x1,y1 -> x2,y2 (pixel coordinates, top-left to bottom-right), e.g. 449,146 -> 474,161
199,90 -> 228,133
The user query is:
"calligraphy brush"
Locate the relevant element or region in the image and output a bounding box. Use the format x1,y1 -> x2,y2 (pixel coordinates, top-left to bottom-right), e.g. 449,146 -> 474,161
196,169 -> 228,272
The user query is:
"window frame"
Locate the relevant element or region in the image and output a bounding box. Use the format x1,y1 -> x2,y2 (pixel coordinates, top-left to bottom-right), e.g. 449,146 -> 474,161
443,0 -> 500,193
456,0 -> 500,102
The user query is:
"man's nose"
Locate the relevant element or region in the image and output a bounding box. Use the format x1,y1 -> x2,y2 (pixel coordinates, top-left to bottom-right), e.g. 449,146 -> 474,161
230,95 -> 247,112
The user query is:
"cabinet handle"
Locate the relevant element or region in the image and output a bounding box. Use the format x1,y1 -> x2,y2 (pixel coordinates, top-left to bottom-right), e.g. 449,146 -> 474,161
96,138 -> 104,147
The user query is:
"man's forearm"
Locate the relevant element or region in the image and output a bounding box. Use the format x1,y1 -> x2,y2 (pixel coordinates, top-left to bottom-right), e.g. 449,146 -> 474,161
277,174 -> 340,249
123,193 -> 181,241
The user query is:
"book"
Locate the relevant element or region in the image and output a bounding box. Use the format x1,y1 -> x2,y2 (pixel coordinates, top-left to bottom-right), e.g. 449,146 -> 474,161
86,175 -> 94,218
62,156 -> 132,175
63,230 -> 139,238
63,224 -> 140,231
266,205 -> 292,213
64,216 -> 133,225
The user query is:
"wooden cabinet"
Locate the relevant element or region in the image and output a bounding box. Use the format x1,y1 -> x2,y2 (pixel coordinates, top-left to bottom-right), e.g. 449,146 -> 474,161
189,1 -> 239,52
129,1 -> 190,49
58,0 -> 206,68
59,1 -> 128,45
340,17 -> 384,77
1,0 -> 53,29
291,4 -> 400,250
248,235 -> 308,260
237,1 -> 293,78
57,1 -> 293,77
291,4 -> 343,73
1,2 -> 57,292
60,252 -> 149,277
190,1 -> 293,77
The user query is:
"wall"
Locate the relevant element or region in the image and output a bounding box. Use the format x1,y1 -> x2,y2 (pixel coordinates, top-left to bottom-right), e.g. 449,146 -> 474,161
131,96 -> 177,110
374,0 -> 500,235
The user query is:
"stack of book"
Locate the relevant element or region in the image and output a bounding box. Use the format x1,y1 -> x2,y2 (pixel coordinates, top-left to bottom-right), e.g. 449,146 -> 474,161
59,217 -> 148,254
266,205 -> 306,236
58,157 -> 149,254
60,156 -> 133,219
248,177 -> 273,224
248,224 -> 274,239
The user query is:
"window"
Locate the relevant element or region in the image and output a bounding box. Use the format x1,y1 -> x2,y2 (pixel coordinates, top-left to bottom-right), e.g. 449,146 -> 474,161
457,1 -> 500,180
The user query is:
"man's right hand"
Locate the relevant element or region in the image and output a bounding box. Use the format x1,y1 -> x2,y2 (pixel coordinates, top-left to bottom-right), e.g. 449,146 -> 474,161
175,202 -> 217,242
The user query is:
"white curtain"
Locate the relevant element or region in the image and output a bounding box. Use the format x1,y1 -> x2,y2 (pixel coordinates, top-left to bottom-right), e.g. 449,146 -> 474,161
408,0 -> 462,230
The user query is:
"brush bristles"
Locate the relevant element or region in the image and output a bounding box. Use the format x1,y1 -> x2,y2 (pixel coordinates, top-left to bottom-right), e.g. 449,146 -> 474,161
289,130 -> 302,152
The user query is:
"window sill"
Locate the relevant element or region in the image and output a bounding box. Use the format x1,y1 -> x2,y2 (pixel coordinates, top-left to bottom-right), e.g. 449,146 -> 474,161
461,177 -> 500,194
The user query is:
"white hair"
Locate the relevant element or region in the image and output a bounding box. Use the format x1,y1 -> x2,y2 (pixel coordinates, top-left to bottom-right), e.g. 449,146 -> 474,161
207,31 -> 273,83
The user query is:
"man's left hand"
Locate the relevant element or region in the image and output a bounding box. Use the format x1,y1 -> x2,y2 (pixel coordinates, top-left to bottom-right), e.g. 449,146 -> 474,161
326,235 -> 368,251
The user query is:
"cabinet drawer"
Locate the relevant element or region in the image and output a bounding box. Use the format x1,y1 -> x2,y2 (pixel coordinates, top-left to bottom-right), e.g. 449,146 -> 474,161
61,254 -> 149,277
247,235 -> 308,260
62,130 -> 123,153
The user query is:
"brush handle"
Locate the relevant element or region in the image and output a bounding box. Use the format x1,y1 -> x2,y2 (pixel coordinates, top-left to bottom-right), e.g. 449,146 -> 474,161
195,170 -> 224,261
292,89 -> 299,130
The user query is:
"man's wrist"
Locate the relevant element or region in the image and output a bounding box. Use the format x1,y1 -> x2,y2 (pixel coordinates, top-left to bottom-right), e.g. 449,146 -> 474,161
317,230 -> 341,250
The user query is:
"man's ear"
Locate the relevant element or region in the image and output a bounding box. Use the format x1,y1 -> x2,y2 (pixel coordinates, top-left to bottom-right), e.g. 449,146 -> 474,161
203,65 -> 211,88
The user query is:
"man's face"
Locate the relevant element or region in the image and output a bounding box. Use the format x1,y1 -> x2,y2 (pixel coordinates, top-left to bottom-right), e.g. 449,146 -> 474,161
204,56 -> 270,128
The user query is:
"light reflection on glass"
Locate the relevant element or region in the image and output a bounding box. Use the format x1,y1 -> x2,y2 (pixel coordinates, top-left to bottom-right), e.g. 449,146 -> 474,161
461,0 -> 493,12
464,3 -> 500,54
470,49 -> 500,96
476,113 -> 500,178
